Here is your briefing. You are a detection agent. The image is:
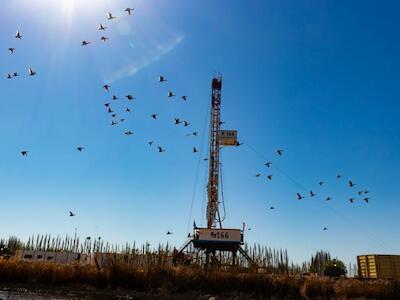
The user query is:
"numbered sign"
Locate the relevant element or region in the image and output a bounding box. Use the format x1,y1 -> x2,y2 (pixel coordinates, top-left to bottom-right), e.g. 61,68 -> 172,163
196,228 -> 242,243
218,130 -> 238,146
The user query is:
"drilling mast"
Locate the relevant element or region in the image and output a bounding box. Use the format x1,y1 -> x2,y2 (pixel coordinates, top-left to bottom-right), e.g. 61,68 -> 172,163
207,77 -> 222,228
175,76 -> 256,269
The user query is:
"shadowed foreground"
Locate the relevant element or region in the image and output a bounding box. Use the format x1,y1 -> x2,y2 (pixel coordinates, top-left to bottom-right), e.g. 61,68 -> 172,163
0,260 -> 399,299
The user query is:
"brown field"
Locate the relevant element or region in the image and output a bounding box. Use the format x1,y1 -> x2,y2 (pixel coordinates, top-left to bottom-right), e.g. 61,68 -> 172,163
0,259 -> 399,299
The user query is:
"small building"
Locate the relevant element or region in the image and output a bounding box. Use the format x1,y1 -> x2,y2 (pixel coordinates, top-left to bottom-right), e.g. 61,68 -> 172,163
357,254 -> 400,279
15,250 -> 90,265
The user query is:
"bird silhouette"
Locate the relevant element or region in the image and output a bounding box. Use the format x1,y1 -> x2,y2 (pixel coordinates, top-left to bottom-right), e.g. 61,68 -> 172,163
267,175 -> 273,180
174,118 -> 181,125
158,75 -> 167,83
276,149 -> 284,156
76,147 -> 85,152
99,24 -> 107,31
148,141 -> 153,146
310,190 -> 316,197
69,211 -> 75,217
166,231 -> 173,235
125,8 -> 134,15
21,151 -> 29,157
192,132 -> 199,136
363,197 -> 370,203
111,114 -> 117,118
363,190 -> 369,194
348,180 -> 355,187
265,162 -> 272,168
193,147 -> 198,153
183,121 -> 190,127
270,206 -> 275,210
103,84 -> 110,92
235,141 -> 243,146
7,74 -> 12,79
111,121 -> 118,126
157,147 -> 165,153
218,121 -> 225,126
107,12 -> 116,20
8,48 -> 15,54
255,173 -> 261,177
337,174 -> 342,179
168,91 -> 175,97
357,191 -> 363,195
120,118 -> 125,122
13,72 -> 19,77
296,193 -> 304,200
181,96 -> 188,101
108,107 -> 113,113
104,103 -> 110,107
125,107 -> 131,113
151,114 -> 158,120
349,198 -> 356,203
100,36 -> 109,42
323,227 -> 328,231
124,131 -> 133,136
28,68 -> 36,76
126,95 -> 134,100
319,181 -> 325,186
326,197 -> 332,201
15,30 -> 22,39
81,40 -> 91,46
112,95 -> 118,100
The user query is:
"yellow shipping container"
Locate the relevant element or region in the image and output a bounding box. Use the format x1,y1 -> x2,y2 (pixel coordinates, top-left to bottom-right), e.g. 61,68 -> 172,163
357,255 -> 400,279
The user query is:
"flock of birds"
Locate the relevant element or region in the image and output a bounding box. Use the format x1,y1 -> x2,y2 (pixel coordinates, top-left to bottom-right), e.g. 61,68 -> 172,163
5,7 -> 372,236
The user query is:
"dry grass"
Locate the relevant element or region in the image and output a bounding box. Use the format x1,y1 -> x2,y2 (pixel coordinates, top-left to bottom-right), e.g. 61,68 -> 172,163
0,259 -> 399,299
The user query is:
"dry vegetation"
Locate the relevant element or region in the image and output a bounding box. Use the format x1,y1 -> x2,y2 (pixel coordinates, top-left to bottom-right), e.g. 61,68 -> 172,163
0,236 -> 399,299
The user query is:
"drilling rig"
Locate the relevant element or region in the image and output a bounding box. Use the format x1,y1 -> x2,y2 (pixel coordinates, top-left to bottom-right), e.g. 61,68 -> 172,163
175,76 -> 256,269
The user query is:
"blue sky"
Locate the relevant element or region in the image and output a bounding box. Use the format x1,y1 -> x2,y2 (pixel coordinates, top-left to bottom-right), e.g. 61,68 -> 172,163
0,0 -> 399,264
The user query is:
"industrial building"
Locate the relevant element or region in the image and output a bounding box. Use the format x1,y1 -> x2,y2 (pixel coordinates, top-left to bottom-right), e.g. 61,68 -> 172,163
357,254 -> 400,279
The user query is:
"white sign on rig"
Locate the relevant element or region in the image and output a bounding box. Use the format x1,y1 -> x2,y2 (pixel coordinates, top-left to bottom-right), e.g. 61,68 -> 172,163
218,130 -> 238,146
195,228 -> 243,244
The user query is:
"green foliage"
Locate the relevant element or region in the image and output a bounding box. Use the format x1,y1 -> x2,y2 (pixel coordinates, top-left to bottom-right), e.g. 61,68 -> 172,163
324,258 -> 347,277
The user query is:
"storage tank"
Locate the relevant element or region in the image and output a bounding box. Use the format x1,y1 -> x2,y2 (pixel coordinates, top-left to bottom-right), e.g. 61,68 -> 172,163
357,254 -> 400,279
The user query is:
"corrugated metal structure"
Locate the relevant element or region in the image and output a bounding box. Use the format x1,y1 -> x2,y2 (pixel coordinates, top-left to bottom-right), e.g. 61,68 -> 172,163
357,254 -> 400,279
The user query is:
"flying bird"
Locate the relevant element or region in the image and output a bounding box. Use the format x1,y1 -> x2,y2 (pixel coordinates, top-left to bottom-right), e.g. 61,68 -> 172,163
151,114 -> 158,120
8,48 -> 15,54
21,151 -> 29,157
323,227 -> 328,231
81,40 -> 91,46
174,118 -> 181,125
166,231 -> 173,235
276,149 -> 284,156
296,193 -> 304,200
107,12 -> 116,20
99,24 -> 107,31
193,147 -> 198,153
348,180 -> 355,187
270,206 -> 275,210
157,147 -> 165,153
318,181 -> 325,186
108,107 -> 113,113
76,147 -> 85,152
265,162 -> 272,168
125,107 -> 131,113
336,174 -> 342,179
310,190 -> 316,197
168,91 -> 175,97
183,121 -> 190,127
13,72 -> 19,77
158,75 -> 167,83
100,36 -> 109,42
148,141 -> 153,146
112,95 -> 118,100
349,198 -> 356,203
126,95 -> 134,100
69,211 -> 75,217
326,197 -> 332,201
28,68 -> 36,76
363,197 -> 370,203
111,121 -> 118,126
125,8 -> 134,15
15,30 -> 22,39
7,73 -> 12,79
103,84 -> 110,92
235,141 -> 243,146
181,96 -> 188,101
255,173 -> 261,177
267,175 -> 273,180
124,131 -> 133,136
111,114 -> 116,118
104,103 -> 110,107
